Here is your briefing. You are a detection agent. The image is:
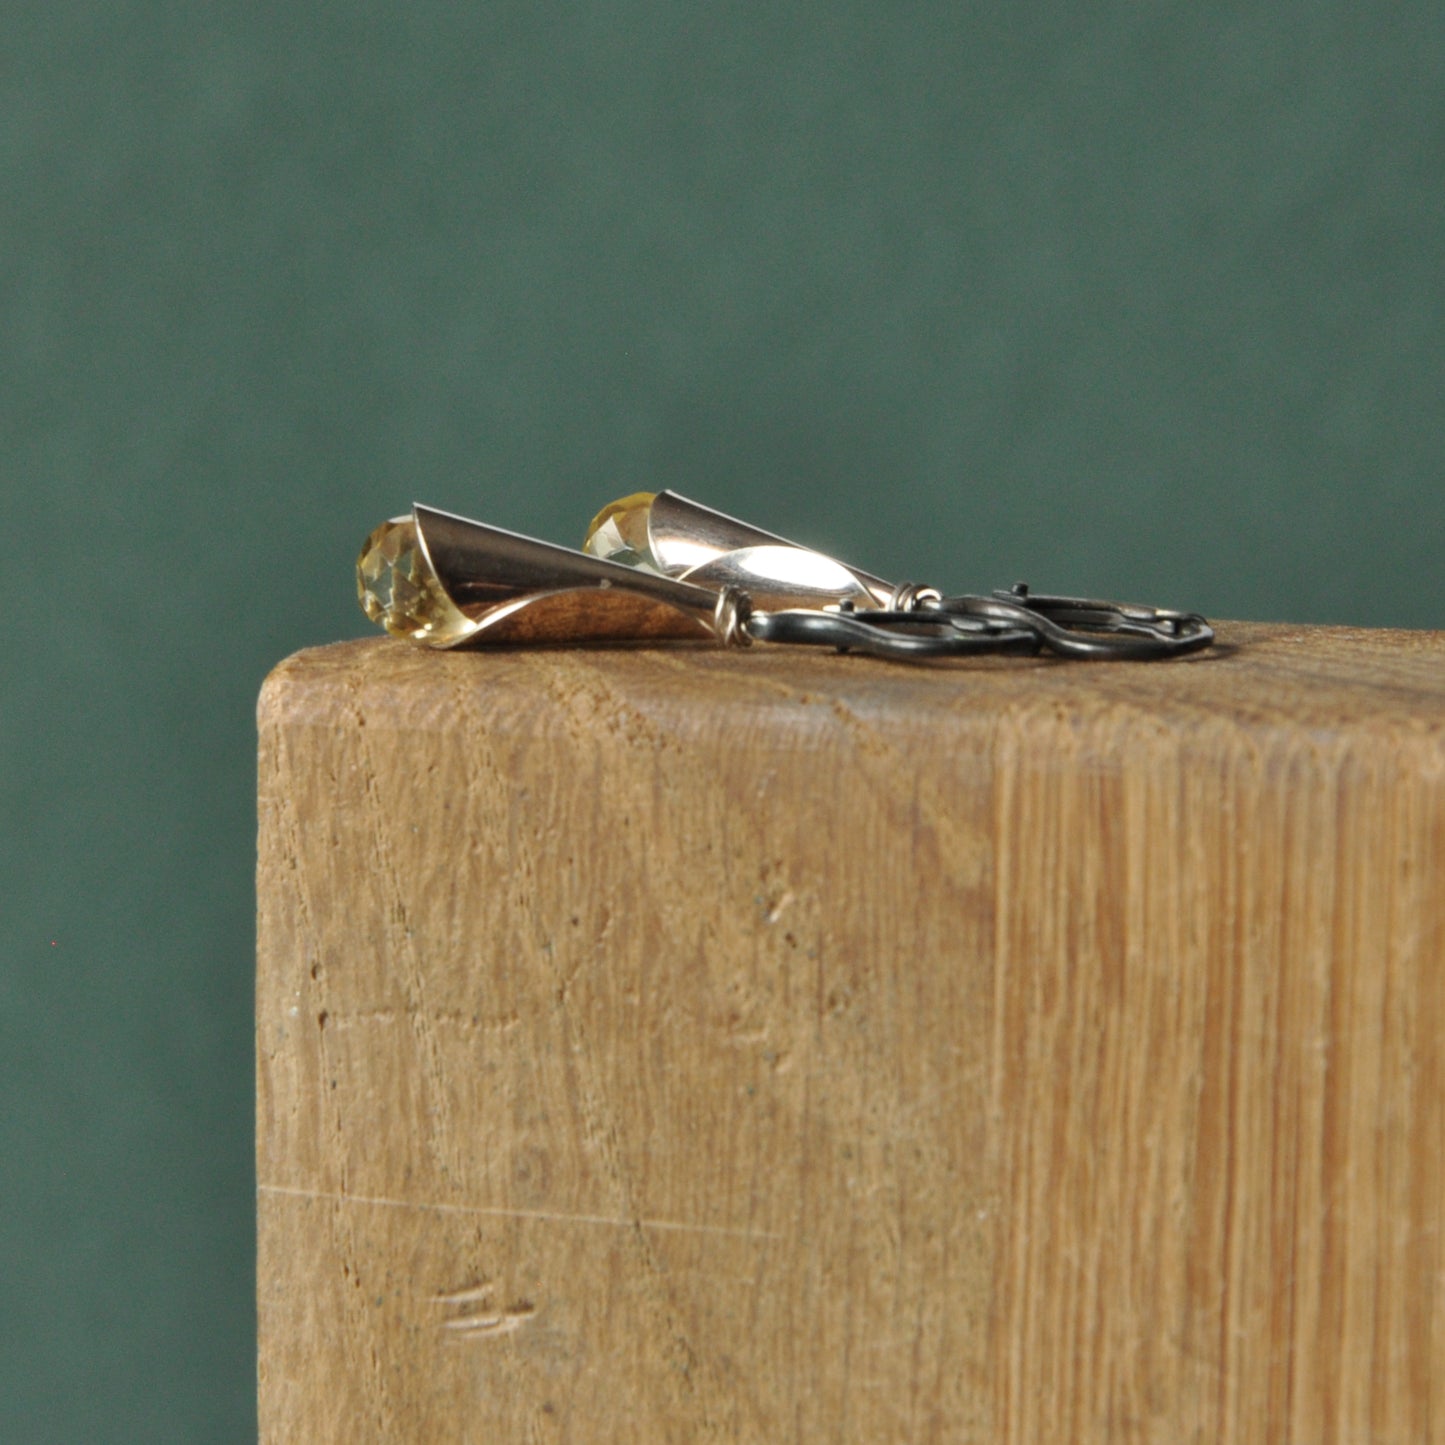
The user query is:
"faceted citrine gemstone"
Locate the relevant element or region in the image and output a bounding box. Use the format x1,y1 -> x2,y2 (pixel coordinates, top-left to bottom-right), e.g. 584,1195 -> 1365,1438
582,492 -> 661,572
356,515 -> 475,646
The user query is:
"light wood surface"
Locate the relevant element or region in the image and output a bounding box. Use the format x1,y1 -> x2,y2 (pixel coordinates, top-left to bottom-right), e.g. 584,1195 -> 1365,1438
257,622 -> 1445,1443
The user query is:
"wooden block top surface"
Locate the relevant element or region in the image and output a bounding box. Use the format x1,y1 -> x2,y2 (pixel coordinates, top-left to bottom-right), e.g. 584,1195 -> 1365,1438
262,621 -> 1445,740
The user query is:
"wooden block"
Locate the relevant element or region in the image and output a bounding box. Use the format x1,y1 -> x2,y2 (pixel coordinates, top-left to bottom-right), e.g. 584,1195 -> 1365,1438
257,624 -> 1445,1443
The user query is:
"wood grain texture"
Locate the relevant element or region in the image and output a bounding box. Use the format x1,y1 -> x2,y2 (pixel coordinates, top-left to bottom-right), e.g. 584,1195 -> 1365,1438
257,623 -> 1445,1443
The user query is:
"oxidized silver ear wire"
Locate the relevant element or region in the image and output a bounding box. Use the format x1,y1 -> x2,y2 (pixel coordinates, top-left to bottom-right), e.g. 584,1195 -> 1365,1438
357,495 -> 1212,661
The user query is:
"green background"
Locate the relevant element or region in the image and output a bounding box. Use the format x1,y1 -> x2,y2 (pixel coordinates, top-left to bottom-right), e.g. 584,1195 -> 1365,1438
3,0 -> 1441,1437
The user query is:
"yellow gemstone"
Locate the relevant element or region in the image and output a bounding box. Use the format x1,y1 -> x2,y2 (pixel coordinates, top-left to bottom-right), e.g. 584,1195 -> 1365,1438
582,491 -> 660,572
356,515 -> 474,645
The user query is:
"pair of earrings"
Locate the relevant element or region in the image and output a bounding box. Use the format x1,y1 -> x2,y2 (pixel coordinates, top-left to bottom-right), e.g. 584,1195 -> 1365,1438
357,491 -> 1212,662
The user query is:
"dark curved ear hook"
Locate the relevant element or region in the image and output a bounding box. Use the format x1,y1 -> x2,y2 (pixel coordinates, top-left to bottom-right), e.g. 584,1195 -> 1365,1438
746,604 -> 1043,659
930,583 -> 1215,660
745,590 -> 1212,662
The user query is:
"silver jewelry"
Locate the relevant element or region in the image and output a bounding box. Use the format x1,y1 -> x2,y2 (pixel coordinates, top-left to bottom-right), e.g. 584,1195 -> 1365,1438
357,492 -> 1212,662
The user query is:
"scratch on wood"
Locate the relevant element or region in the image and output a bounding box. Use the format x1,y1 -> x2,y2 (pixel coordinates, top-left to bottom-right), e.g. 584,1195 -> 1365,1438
258,1182 -> 780,1240
440,1297 -> 536,1340
442,1310 -> 532,1339
435,1282 -> 495,1305
764,889 -> 795,924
